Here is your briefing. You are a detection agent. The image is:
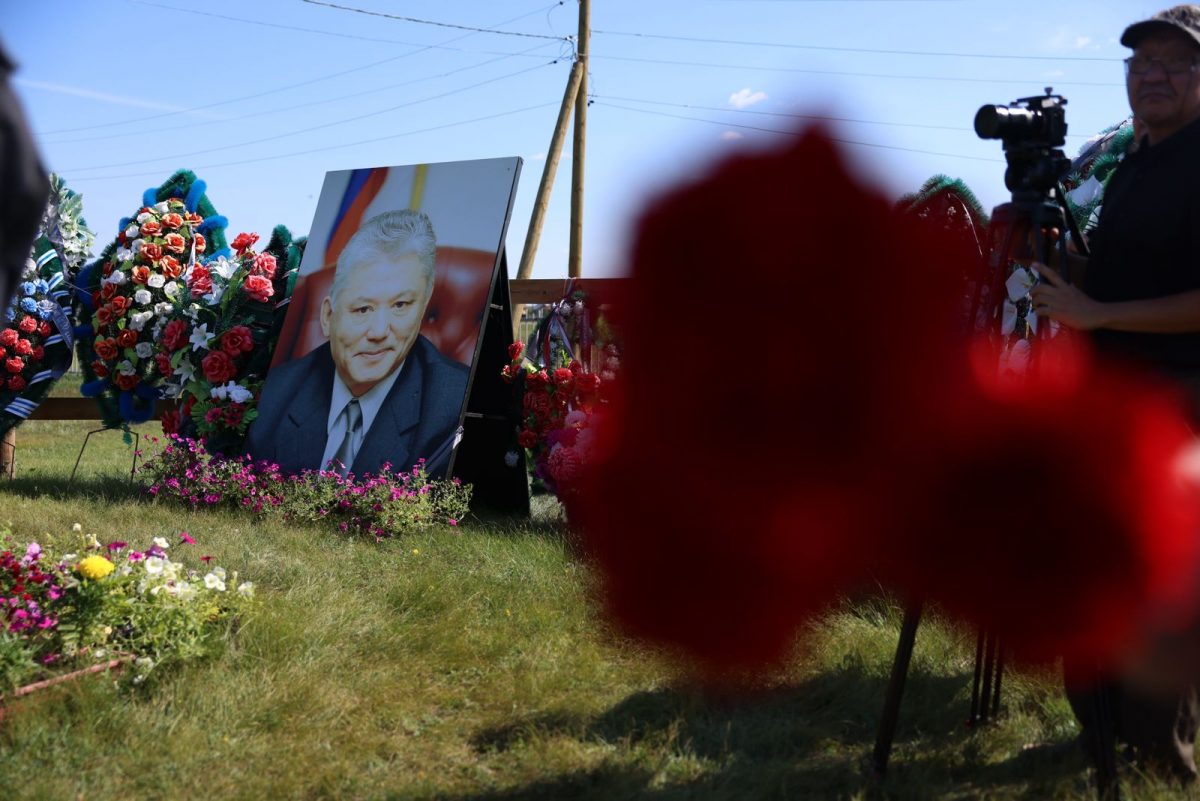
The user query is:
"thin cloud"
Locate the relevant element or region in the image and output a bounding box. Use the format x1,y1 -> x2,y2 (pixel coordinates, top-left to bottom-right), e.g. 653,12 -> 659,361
720,130 -> 744,140
729,88 -> 768,109
14,78 -> 221,118
530,151 -> 547,162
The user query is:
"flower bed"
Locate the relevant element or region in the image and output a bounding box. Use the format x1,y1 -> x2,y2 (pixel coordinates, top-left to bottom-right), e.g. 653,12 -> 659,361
141,436 -> 471,540
0,527 -> 252,696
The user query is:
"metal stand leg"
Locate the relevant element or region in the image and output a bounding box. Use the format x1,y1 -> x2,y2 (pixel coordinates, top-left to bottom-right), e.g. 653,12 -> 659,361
1090,678 -> 1120,801
969,629 -> 986,726
871,600 -> 923,778
70,427 -> 139,484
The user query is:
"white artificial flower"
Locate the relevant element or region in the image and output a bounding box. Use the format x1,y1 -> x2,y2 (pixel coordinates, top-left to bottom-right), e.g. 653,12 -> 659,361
129,311 -> 153,332
204,572 -> 226,591
211,256 -> 237,280
163,281 -> 180,299
124,224 -> 140,239
116,246 -> 134,263
144,556 -> 165,575
237,581 -> 254,598
504,450 -> 520,468
136,211 -> 152,223
134,288 -> 152,305
135,342 -> 154,358
189,323 -> 214,351
107,270 -> 127,287
203,285 -> 225,305
131,239 -> 144,253
228,383 -> 253,404
1005,267 -> 1035,303
148,273 -> 165,289
154,301 -> 173,317
185,304 -> 201,321
174,358 -> 195,385
155,201 -> 169,214
210,383 -> 228,400
151,321 -> 165,342
117,360 -> 135,376
152,536 -> 170,550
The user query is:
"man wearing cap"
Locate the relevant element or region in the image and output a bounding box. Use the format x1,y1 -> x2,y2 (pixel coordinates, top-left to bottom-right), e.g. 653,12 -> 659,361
1032,4 -> 1200,782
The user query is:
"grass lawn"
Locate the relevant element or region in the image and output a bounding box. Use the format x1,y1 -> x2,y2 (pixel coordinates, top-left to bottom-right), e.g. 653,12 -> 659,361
0,419 -> 1193,799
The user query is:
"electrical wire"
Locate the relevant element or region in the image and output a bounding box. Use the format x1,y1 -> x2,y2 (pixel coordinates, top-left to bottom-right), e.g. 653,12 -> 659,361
37,1 -> 564,136
302,0 -> 572,43
593,100 -> 1004,163
590,53 -> 1123,87
592,29 -> 1120,62
42,42 -> 559,146
64,61 -> 561,172
64,101 -> 560,183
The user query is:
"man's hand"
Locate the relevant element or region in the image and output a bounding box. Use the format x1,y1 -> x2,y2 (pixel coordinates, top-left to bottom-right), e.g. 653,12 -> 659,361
1029,263 -> 1108,330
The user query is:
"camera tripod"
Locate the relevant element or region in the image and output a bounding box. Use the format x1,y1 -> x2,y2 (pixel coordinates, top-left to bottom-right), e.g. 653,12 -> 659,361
870,185 -> 1122,801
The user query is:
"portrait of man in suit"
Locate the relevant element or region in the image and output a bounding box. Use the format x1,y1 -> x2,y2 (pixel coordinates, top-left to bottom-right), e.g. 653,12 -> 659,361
246,209 -> 469,478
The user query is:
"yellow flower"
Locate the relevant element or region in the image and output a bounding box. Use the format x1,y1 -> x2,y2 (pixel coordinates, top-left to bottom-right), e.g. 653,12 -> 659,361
76,555 -> 115,580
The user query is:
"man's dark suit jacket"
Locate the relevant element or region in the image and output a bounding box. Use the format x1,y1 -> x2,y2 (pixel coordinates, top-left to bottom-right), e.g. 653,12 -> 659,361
246,334 -> 469,478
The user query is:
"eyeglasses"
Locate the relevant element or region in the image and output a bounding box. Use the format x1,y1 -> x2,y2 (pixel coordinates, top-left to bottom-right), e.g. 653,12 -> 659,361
1125,54 -> 1200,76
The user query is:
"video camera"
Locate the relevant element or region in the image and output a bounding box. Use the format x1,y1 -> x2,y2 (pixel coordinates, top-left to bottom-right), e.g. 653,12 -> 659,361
975,89 -> 1072,198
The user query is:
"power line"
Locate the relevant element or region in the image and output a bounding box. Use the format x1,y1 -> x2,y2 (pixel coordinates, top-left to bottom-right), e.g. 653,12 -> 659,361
593,29 -> 1119,62
65,101 -> 560,184
591,94 -> 1096,139
302,0 -> 572,43
42,42 -> 558,146
38,2 -> 566,136
592,100 -> 1004,163
65,61 -> 561,172
591,53 -> 1123,87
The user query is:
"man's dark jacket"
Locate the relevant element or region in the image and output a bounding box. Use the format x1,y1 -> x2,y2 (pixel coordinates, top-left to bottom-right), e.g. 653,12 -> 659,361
245,334 -> 469,478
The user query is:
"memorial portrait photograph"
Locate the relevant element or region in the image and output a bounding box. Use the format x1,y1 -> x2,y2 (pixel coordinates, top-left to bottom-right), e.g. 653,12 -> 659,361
246,157 -> 521,478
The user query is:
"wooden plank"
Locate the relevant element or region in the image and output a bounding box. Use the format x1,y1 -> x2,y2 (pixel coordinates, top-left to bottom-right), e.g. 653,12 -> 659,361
509,277 -> 625,305
29,397 -> 177,421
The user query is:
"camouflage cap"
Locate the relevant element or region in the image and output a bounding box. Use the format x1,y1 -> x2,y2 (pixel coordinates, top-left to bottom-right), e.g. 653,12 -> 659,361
1122,4 -> 1200,50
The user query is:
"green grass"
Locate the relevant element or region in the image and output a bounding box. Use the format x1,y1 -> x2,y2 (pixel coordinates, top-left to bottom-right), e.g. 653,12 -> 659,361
0,433 -> 1194,799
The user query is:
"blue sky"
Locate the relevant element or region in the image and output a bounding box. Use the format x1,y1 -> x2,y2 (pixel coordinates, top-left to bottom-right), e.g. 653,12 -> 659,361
0,0 -> 1170,278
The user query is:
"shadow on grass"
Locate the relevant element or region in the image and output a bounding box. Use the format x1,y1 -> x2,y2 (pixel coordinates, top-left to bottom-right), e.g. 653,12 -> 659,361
460,662 -> 1088,801
0,475 -> 147,503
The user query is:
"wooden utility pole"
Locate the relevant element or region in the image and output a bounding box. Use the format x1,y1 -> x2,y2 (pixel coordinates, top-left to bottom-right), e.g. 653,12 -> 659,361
516,60 -> 583,285
568,0 -> 589,279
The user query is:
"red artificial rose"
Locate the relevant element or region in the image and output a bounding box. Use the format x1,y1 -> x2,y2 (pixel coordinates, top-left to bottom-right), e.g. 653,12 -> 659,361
0,346 -> 6,359
139,220 -> 162,236
95,306 -> 113,327
93,338 -> 118,361
223,403 -> 245,426
163,233 -> 186,254
190,268 -> 213,298
252,253 -> 276,279
141,243 -> 163,261
161,212 -> 183,229
525,371 -> 549,390
17,316 -> 36,334
552,367 -> 574,390
116,329 -> 139,348
500,364 -> 520,383
13,339 -> 32,357
161,256 -> 182,278
243,275 -> 273,303
6,375 -> 25,392
100,283 -> 116,301
31,346 -> 43,361
193,233 -> 206,253
567,128 -> 974,672
131,265 -> 151,285
0,329 -> 17,347
114,373 -> 140,391
37,321 -> 51,337
155,352 -> 173,377
110,295 -> 129,313
517,429 -> 539,449
186,212 -> 203,226
221,326 -> 254,356
5,357 -> 24,374
523,391 -> 552,424
162,319 -> 188,352
508,341 -> 525,361
182,395 -> 196,416
231,232 -> 259,254
91,360 -> 109,378
201,350 -> 236,383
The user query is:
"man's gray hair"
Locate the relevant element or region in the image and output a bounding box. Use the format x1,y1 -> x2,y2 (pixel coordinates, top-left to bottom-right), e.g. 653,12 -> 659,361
331,209 -> 438,302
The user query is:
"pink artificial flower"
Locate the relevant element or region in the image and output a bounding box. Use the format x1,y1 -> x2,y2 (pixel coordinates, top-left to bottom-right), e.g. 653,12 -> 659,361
180,532 -> 196,545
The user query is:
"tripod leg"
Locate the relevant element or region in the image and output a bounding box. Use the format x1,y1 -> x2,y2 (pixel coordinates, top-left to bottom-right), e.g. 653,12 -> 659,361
979,633 -> 997,725
1091,679 -> 1121,801
991,643 -> 1004,718
969,628 -> 986,727
871,600 -> 923,778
